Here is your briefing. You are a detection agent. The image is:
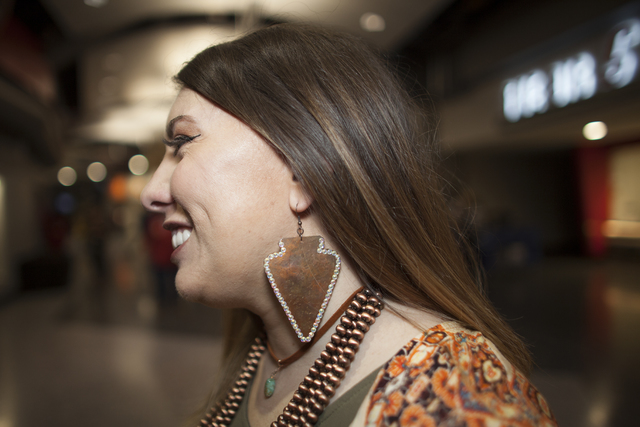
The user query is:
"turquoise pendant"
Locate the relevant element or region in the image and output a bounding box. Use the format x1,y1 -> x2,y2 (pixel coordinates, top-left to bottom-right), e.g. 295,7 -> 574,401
264,377 -> 276,398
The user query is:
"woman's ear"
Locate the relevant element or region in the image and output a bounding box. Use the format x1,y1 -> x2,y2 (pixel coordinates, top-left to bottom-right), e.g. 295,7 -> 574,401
289,174 -> 314,212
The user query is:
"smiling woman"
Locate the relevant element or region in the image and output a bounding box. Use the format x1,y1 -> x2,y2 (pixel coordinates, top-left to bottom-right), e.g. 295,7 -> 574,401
141,23 -> 557,427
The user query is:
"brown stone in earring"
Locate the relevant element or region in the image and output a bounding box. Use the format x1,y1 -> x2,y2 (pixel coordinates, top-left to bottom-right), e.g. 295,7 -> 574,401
264,215 -> 341,343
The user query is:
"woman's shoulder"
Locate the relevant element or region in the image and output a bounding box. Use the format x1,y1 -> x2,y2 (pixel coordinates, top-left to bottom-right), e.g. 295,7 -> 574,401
358,321 -> 558,427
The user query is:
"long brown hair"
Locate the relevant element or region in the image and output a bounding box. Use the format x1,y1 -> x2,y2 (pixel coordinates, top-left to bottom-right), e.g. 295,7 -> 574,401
176,22 -> 532,415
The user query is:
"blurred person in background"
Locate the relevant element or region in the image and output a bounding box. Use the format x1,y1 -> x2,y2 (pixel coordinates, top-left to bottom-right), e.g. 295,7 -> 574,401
144,212 -> 178,306
141,23 -> 557,427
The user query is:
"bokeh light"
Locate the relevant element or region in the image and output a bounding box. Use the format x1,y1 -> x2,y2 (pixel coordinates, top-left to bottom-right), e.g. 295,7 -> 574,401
108,174 -> 128,202
583,121 -> 608,140
84,0 -> 108,8
127,175 -> 148,199
87,162 -> 107,182
128,154 -> 149,176
54,192 -> 76,215
57,167 -> 77,186
360,13 -> 386,32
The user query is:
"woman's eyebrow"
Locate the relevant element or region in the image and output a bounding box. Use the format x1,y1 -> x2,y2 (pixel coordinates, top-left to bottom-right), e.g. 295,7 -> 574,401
165,115 -> 196,139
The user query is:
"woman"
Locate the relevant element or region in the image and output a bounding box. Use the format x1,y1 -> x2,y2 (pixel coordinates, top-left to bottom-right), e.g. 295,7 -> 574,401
141,23 -> 556,427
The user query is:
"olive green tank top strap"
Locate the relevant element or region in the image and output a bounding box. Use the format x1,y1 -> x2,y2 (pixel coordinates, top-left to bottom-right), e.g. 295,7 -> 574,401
230,366 -> 381,427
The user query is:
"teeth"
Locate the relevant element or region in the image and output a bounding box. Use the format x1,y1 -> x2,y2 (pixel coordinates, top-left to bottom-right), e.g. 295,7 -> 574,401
171,229 -> 192,249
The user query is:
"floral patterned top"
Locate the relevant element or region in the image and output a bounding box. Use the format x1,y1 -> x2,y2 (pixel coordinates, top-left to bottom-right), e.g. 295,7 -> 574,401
361,322 -> 557,427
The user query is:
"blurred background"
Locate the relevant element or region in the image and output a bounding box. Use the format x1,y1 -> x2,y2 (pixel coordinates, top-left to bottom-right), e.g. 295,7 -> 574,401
1,0 -> 639,426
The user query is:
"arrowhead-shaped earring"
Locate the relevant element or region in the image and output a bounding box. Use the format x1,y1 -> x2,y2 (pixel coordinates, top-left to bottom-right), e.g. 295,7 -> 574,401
263,215 -> 341,343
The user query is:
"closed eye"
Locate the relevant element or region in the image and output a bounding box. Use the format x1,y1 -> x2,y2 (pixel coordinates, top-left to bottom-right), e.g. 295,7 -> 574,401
162,134 -> 201,156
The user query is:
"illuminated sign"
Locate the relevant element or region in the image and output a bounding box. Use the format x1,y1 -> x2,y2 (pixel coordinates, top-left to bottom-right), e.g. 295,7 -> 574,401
503,19 -> 640,122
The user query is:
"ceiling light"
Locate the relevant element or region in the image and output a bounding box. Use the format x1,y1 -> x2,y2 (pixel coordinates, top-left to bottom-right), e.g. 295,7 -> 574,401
84,0 -> 108,8
87,162 -> 107,182
360,13 -> 386,32
75,103 -> 169,144
583,121 -> 608,140
129,155 -> 149,176
58,167 -> 77,186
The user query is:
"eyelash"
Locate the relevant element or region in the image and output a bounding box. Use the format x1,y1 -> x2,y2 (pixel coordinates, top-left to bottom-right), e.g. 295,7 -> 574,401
163,134 -> 201,156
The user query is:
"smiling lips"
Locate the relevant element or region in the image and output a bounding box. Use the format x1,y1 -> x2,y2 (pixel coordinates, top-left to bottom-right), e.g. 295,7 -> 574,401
172,229 -> 192,249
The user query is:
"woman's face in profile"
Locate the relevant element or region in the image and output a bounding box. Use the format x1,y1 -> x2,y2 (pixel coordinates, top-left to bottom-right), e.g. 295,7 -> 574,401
141,89 -> 295,307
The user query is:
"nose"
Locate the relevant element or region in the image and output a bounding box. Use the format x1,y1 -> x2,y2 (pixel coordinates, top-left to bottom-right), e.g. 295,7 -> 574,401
141,154 -> 174,213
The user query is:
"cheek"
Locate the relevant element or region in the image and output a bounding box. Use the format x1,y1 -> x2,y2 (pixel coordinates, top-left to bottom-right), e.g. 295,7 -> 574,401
170,165 -> 210,216
196,150 -> 288,217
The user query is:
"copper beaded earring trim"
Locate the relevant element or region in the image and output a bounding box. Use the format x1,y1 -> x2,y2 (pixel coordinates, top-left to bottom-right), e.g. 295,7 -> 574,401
263,214 -> 341,343
198,289 -> 384,427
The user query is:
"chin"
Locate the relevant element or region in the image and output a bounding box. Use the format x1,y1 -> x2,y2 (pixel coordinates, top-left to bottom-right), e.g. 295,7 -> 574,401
174,273 -> 227,308
174,265 -> 266,309
173,272 -> 206,304
175,286 -> 194,302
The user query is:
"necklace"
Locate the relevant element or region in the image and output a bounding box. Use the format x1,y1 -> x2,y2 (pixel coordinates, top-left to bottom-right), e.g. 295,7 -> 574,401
263,287 -> 364,398
198,288 -> 383,427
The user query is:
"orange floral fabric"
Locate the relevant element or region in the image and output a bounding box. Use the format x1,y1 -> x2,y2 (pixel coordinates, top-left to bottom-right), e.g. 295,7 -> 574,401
364,323 -> 557,427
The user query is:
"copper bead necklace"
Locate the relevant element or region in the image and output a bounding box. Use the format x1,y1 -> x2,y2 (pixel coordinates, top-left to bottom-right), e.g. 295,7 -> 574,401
199,288 -> 383,427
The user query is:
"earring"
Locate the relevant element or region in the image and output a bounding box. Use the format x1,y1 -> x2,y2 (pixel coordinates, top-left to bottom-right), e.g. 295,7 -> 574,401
264,213 -> 341,342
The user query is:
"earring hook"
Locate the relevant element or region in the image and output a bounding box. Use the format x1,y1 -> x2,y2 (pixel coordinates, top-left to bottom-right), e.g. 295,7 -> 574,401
295,203 -> 304,240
